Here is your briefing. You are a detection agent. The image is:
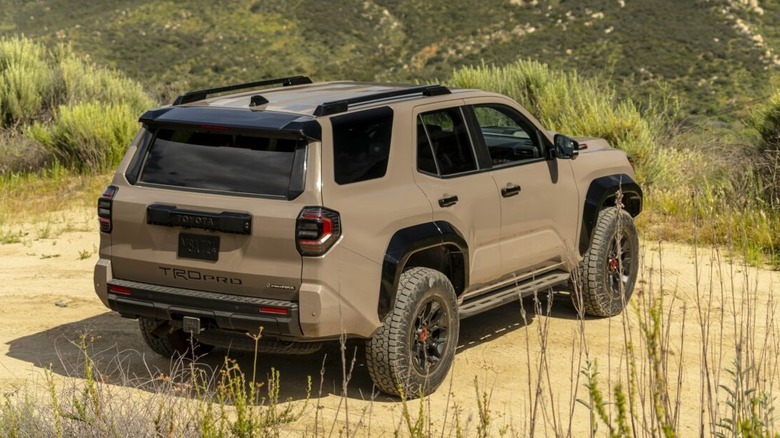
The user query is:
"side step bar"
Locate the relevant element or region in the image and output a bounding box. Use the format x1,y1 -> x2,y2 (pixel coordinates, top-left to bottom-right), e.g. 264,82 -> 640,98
458,270 -> 570,319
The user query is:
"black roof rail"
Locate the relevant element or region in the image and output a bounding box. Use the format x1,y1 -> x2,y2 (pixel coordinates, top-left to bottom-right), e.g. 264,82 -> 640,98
313,84 -> 451,116
172,75 -> 312,106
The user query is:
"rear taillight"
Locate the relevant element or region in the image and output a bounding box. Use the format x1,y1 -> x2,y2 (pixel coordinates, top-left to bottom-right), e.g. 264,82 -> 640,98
97,185 -> 118,233
296,207 -> 341,256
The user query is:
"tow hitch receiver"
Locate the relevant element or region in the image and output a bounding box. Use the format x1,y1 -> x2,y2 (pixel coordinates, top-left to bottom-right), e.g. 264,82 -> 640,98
182,316 -> 202,334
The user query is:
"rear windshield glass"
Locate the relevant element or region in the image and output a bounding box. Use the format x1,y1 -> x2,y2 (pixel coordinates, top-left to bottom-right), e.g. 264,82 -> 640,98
138,128 -> 306,198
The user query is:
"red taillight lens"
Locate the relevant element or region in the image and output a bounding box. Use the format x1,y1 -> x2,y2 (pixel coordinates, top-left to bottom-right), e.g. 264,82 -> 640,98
260,306 -> 289,315
98,185 -> 118,233
627,155 -> 636,170
296,207 -> 341,256
109,285 -> 131,295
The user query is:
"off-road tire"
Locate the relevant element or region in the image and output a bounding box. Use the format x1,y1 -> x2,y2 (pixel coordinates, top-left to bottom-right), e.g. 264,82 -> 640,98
366,267 -> 459,398
576,207 -> 639,317
138,317 -> 213,357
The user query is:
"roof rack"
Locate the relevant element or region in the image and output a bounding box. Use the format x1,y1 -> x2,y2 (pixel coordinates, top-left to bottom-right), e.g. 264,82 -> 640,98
172,75 -> 312,106
313,85 -> 451,116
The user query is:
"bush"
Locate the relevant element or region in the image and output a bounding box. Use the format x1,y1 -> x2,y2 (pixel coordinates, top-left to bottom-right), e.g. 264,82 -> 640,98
750,88 -> 780,154
748,89 -> 780,209
27,102 -> 138,172
0,131 -> 53,175
59,56 -> 153,116
0,37 -> 55,126
0,36 -> 154,173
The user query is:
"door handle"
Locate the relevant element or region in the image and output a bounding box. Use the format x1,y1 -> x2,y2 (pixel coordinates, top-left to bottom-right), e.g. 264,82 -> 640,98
501,184 -> 522,198
438,195 -> 459,208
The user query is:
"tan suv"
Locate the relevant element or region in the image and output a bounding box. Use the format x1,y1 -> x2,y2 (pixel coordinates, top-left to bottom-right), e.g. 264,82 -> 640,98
93,76 -> 642,397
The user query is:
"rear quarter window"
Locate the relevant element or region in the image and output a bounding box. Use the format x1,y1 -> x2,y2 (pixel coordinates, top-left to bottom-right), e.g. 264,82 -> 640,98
137,128 -> 306,198
331,107 -> 393,185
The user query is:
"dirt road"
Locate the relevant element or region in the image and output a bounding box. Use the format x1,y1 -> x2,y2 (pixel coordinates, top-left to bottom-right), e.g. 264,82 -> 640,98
1,208 -> 778,436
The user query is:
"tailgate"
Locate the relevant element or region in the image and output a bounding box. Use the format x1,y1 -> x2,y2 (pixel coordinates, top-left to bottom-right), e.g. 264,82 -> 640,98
109,188 -> 306,300
105,124 -> 318,301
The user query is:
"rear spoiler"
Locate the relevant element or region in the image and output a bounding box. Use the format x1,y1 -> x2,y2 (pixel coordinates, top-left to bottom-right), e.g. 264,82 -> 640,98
139,106 -> 322,141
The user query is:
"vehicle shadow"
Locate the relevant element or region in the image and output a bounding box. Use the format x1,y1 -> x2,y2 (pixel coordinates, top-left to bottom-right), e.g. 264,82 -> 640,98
5,294 -> 582,403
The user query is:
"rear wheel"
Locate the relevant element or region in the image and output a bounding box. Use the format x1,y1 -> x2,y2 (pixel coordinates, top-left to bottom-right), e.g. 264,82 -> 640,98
138,317 -> 213,357
576,207 -> 639,317
366,267 -> 459,397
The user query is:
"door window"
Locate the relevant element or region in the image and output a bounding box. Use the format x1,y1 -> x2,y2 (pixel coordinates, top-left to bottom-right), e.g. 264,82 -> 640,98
417,107 -> 478,177
473,104 -> 543,167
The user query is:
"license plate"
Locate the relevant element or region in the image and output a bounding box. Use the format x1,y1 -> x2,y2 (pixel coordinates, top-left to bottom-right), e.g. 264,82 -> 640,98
178,233 -> 219,261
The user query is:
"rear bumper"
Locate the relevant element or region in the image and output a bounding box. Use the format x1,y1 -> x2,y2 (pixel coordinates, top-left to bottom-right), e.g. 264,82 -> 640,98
105,278 -> 303,338
93,248 -> 384,340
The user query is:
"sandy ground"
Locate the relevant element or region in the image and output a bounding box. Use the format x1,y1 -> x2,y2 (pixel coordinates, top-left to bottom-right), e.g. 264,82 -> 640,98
1,207 -> 779,436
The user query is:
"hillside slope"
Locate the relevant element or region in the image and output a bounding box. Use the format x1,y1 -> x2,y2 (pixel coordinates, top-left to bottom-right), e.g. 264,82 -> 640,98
1,0 -> 777,117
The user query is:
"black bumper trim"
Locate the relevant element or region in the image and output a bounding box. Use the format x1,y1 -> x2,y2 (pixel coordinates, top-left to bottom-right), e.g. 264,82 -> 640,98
107,279 -> 302,337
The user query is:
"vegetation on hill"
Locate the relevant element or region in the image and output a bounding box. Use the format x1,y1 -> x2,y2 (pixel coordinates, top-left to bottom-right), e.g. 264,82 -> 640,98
0,27 -> 778,260
0,0 -> 777,118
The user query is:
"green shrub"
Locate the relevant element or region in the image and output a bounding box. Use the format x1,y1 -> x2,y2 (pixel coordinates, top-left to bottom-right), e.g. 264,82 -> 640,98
59,56 -> 153,115
750,88 -> 780,153
0,37 -> 55,126
0,36 -> 154,174
27,102 -> 138,172
747,89 -> 780,210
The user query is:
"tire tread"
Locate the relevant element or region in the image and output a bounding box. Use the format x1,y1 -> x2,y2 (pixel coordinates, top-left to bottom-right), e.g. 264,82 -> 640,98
366,267 -> 458,397
577,207 -> 639,317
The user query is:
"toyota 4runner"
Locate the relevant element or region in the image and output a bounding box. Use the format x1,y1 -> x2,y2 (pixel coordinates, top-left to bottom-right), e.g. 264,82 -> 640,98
93,76 -> 642,397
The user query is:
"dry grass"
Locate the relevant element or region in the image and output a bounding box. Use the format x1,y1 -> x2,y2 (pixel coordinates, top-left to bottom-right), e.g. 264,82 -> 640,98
0,170 -> 110,226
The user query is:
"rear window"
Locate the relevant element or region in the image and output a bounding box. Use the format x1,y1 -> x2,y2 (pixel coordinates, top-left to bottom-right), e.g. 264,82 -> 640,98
137,128 -> 306,198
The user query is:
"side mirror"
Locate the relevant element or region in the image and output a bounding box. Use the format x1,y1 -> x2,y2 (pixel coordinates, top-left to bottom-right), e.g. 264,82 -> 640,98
554,134 -> 579,160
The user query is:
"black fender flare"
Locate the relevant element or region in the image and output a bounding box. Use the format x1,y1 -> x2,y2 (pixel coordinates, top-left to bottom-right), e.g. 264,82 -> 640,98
379,221 -> 469,319
579,174 -> 643,255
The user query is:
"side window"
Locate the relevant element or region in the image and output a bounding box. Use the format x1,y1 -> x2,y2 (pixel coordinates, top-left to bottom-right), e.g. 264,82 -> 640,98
416,107 -> 478,176
332,107 -> 393,184
473,104 -> 543,166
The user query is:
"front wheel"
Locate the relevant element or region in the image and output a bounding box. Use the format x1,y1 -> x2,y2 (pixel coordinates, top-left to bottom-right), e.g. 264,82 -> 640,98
576,207 -> 639,317
366,267 -> 459,397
